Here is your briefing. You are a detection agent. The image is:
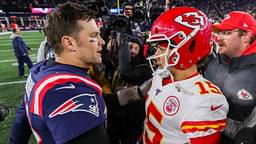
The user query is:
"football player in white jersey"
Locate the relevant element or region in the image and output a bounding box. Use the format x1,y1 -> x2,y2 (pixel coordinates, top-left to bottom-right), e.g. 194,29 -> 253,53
143,7 -> 229,144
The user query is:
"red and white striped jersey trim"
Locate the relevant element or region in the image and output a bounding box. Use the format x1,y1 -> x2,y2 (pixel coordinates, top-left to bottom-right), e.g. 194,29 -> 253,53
30,73 -> 102,117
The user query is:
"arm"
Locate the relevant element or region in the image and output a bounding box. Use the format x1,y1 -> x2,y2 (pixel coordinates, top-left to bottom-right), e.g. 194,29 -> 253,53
118,35 -> 152,84
68,124 -> 110,144
234,125 -> 256,144
116,78 -> 152,106
22,38 -> 31,50
14,37 -> 27,55
232,107 -> 256,144
9,99 -> 32,144
19,38 -> 28,54
42,76 -> 108,143
118,34 -> 131,74
120,63 -> 152,85
181,95 -> 229,144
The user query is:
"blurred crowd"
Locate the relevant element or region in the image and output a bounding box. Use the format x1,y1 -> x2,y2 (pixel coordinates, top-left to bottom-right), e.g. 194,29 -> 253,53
171,0 -> 256,22
1,0 -> 256,22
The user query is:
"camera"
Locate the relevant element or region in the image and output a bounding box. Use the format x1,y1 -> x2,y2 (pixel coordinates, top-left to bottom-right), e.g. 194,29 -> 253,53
110,15 -> 130,33
133,6 -> 146,23
84,1 -> 109,18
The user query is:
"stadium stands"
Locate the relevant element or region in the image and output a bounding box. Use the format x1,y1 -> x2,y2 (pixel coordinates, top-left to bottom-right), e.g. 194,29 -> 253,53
0,0 -> 256,30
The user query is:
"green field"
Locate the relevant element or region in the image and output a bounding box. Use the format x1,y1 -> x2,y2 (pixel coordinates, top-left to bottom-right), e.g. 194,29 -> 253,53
0,31 -> 44,144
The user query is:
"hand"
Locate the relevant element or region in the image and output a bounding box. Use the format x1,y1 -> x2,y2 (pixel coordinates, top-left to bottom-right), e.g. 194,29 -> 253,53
234,127 -> 256,144
119,33 -> 129,49
117,86 -> 141,106
138,78 -> 152,97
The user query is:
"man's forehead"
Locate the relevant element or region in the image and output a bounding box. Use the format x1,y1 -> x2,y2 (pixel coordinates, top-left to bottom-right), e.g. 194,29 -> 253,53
129,42 -> 140,47
125,5 -> 133,8
78,19 -> 99,32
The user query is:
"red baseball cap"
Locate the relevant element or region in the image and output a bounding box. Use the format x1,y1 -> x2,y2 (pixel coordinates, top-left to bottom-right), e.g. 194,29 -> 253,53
212,11 -> 256,34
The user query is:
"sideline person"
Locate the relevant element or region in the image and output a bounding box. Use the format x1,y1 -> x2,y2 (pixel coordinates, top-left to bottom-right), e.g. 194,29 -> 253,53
11,27 -> 33,77
205,11 -> 256,144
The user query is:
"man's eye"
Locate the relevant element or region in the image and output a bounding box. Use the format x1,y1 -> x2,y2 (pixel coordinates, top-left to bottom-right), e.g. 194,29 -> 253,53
90,32 -> 99,37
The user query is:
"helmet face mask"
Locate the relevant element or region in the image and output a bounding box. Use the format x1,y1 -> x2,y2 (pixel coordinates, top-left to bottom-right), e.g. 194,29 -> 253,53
147,38 -> 179,75
146,6 -> 212,77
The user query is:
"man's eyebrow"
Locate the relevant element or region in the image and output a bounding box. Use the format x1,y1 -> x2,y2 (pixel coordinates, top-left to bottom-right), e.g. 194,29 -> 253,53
89,31 -> 99,36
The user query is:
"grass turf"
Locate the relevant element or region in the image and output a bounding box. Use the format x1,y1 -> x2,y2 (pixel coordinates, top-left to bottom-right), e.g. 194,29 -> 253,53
0,31 -> 44,144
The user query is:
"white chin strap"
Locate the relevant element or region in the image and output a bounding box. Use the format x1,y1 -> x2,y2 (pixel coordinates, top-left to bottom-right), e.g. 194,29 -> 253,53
153,68 -> 169,77
154,68 -> 174,81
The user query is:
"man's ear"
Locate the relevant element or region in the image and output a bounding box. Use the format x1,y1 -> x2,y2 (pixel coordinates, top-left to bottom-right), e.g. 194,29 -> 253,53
61,36 -> 77,51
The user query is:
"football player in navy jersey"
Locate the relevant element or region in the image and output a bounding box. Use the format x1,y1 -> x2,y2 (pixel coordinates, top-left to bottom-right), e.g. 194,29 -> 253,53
10,2 -> 110,144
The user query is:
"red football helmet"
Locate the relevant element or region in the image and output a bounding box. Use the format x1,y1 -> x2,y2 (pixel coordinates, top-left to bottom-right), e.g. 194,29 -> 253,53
147,6 -> 212,76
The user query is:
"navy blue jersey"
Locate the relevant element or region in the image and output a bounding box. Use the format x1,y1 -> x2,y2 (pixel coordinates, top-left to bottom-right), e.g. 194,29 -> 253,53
24,60 -> 106,144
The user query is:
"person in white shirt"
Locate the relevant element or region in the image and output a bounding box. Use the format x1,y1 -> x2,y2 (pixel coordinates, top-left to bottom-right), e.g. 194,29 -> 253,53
143,6 -> 229,144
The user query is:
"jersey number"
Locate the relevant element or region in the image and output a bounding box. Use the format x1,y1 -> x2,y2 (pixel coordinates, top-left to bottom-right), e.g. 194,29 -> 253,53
144,102 -> 163,144
195,81 -> 221,95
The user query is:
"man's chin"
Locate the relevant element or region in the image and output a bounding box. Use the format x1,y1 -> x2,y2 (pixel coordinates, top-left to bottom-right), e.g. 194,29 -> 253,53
218,47 -> 225,54
96,58 -> 102,64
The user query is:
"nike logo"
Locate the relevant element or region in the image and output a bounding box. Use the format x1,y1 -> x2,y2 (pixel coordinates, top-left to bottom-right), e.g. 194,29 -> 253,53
210,104 -> 223,111
56,83 -> 76,90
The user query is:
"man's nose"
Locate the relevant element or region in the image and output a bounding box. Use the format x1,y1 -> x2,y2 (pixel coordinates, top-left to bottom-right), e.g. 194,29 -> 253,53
216,35 -> 224,42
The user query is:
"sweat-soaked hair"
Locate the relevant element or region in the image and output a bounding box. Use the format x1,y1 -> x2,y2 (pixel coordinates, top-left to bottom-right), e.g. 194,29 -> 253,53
45,2 -> 95,55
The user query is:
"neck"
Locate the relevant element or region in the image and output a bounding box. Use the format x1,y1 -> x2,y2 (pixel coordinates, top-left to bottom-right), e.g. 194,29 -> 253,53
171,64 -> 198,81
55,53 -> 88,69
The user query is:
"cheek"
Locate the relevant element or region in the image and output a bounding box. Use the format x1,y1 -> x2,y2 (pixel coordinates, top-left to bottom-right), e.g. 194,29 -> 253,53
154,51 -> 163,62
86,40 -> 98,49
226,39 -> 235,48
78,41 -> 93,54
136,48 -> 140,54
154,49 -> 161,57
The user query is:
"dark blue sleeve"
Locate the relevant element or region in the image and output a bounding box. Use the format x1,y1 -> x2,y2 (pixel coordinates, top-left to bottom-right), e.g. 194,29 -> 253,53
42,82 -> 106,144
12,37 -> 27,56
19,38 -> 28,54
9,99 -> 32,144
68,124 -> 110,144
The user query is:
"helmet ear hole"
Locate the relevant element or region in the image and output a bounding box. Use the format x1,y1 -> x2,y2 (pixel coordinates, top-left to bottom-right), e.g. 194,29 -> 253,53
172,56 -> 177,63
178,33 -> 184,39
188,39 -> 196,53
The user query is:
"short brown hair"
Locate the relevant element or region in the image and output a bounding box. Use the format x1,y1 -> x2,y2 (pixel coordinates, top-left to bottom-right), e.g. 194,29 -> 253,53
45,2 -> 95,54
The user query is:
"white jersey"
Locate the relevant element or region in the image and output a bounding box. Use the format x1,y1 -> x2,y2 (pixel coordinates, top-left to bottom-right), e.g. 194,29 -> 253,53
144,74 -> 229,144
